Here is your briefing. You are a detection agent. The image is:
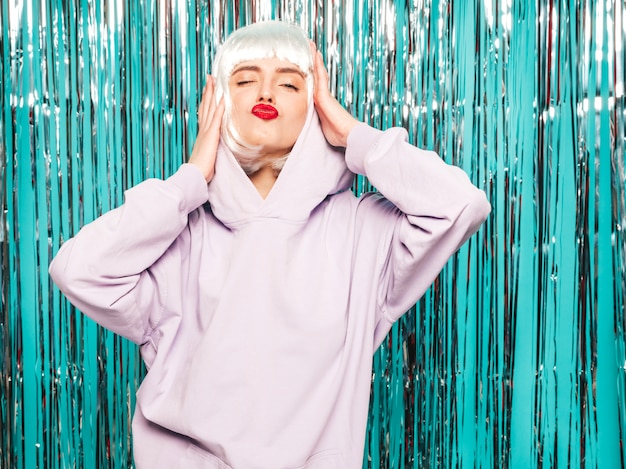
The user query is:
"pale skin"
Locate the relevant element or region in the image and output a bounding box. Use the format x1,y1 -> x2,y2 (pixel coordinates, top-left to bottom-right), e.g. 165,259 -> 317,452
188,43 -> 359,198
228,59 -> 309,160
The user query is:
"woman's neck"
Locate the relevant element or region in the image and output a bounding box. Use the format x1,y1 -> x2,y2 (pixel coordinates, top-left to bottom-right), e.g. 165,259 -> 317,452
249,164 -> 279,199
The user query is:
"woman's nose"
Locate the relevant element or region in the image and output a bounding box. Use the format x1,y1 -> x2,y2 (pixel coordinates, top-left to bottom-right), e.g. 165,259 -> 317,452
257,81 -> 274,103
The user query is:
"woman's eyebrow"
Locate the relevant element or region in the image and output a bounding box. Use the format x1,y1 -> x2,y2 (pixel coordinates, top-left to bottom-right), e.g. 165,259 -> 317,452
231,65 -> 304,77
231,65 -> 261,74
275,67 -> 305,77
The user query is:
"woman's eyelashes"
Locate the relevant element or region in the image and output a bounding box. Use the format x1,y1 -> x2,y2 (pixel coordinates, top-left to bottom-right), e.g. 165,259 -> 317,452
280,82 -> 300,91
233,77 -> 300,91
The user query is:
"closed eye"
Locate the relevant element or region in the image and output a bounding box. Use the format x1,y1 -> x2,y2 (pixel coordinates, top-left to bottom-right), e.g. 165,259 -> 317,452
281,83 -> 300,91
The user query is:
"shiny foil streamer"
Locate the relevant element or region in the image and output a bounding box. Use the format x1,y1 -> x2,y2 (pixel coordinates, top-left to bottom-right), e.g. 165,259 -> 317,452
1,0 -> 624,467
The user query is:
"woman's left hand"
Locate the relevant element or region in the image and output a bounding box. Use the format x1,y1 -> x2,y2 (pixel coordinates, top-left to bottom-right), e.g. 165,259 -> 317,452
310,43 -> 359,148
189,76 -> 225,182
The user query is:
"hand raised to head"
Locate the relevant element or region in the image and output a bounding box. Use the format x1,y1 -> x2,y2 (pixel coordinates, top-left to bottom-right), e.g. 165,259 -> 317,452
310,43 -> 359,148
188,76 -> 225,182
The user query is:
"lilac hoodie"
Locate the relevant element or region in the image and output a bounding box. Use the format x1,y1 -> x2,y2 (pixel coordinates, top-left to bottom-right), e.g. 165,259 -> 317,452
49,106 -> 490,468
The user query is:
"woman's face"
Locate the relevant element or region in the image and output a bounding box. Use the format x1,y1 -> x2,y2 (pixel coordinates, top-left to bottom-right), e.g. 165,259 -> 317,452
227,57 -> 309,159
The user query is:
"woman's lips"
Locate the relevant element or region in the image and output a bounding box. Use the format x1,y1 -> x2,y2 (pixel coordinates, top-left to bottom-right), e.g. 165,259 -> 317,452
251,104 -> 279,120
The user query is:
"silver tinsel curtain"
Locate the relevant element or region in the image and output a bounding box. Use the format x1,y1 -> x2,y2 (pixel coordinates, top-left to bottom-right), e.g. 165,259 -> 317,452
1,0 -> 625,467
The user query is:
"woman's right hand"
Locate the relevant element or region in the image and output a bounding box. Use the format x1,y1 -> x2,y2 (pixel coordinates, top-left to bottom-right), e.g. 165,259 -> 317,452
310,43 -> 359,148
188,76 -> 225,182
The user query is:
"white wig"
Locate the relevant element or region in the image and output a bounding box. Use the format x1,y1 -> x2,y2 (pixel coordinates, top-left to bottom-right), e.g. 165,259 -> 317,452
212,21 -> 314,174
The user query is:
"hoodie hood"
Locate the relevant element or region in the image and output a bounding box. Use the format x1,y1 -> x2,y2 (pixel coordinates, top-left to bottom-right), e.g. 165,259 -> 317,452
207,106 -> 354,228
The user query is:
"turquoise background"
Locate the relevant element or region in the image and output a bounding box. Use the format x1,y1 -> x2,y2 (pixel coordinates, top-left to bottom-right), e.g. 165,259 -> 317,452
1,0 -> 625,467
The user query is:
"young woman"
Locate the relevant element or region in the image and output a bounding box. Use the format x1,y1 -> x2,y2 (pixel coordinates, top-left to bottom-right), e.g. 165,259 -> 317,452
50,21 -> 490,469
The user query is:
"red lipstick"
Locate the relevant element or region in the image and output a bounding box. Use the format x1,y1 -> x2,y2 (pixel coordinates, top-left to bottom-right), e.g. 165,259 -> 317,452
252,104 -> 279,120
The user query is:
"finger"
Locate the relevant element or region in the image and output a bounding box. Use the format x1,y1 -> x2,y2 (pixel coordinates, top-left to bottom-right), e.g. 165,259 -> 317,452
199,78 -> 214,128
198,83 -> 210,121
308,42 -> 318,92
207,98 -> 225,138
205,91 -> 222,128
316,51 -> 330,86
313,51 -> 330,103
315,52 -> 326,89
309,40 -> 317,60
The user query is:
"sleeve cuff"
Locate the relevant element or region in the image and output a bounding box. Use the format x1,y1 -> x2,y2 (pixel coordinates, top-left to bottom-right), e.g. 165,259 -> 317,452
167,163 -> 210,212
344,123 -> 383,175
345,123 -> 408,176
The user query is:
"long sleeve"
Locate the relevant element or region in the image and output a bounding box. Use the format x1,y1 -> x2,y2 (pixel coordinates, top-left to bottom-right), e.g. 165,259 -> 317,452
344,124 -> 491,345
49,164 -> 209,344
